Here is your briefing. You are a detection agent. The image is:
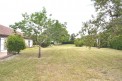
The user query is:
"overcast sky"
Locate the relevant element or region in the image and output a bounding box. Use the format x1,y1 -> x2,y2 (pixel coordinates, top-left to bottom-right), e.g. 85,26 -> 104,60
0,0 -> 95,34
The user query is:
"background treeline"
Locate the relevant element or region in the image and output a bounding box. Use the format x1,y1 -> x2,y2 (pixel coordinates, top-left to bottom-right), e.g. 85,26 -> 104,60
75,0 -> 122,50
10,0 -> 122,50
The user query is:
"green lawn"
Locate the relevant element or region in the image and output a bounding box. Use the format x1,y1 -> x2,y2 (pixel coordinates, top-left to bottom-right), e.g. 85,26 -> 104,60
0,45 -> 122,81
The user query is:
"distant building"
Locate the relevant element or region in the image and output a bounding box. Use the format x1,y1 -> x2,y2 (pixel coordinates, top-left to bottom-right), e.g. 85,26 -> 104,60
0,24 -> 33,53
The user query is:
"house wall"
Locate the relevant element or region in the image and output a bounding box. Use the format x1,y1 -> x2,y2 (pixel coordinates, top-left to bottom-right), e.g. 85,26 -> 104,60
0,37 -> 1,52
25,39 -> 33,47
0,37 -> 33,53
0,37 -> 7,52
29,40 -> 33,47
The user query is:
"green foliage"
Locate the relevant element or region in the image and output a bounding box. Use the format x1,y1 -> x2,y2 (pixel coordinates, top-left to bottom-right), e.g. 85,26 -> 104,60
51,20 -> 70,43
74,38 -> 84,47
70,33 -> 76,44
44,20 -> 70,44
10,7 -> 48,44
110,35 -> 122,50
10,8 -> 70,46
6,34 -> 26,54
79,0 -> 122,50
83,35 -> 96,47
97,32 -> 109,48
40,40 -> 50,48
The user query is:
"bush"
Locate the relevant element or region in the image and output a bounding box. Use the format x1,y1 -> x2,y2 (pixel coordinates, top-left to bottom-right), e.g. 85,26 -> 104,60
6,34 -> 26,54
40,40 -> 50,48
74,38 -> 84,47
110,35 -> 122,50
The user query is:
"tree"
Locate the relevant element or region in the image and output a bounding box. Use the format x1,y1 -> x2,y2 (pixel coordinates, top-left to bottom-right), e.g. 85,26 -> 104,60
80,0 -> 122,49
70,33 -> 76,44
10,8 -> 48,58
92,0 -> 122,34
6,34 -> 26,54
80,21 -> 98,47
91,0 -> 122,49
92,0 -> 122,18
10,7 -> 70,57
41,19 -> 70,44
49,20 -> 69,44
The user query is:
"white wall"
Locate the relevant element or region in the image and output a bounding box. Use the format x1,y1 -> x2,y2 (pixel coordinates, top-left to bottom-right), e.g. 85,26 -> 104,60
0,37 -> 33,53
25,39 -> 28,47
24,39 -> 33,47
0,37 -> 7,52
0,37 -> 33,52
29,40 -> 33,47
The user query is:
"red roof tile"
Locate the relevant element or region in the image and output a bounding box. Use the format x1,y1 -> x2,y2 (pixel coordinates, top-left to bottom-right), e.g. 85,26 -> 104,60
0,24 -> 14,36
0,24 -> 22,36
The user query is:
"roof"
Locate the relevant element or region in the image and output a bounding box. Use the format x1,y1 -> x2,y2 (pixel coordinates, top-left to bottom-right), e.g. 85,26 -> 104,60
0,24 -> 22,36
0,24 -> 14,36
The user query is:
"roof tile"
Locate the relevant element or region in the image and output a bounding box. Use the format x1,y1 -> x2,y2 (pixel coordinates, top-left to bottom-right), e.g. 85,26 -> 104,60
0,24 -> 14,36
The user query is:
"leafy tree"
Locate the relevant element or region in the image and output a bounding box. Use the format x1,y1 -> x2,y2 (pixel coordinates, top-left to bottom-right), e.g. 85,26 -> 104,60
10,8 -> 48,58
80,0 -> 122,49
6,34 -> 26,54
51,20 -> 69,44
91,0 -> 122,49
10,7 -> 70,57
70,33 -> 76,44
42,19 -> 70,44
91,0 -> 122,35
80,21 -> 97,47
92,0 -> 122,18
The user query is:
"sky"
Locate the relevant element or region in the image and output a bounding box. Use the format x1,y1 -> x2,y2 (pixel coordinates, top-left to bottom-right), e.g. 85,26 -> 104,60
0,0 -> 95,34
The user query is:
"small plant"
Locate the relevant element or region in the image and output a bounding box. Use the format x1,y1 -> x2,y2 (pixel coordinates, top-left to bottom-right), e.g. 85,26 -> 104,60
74,38 -> 84,47
6,34 -> 26,54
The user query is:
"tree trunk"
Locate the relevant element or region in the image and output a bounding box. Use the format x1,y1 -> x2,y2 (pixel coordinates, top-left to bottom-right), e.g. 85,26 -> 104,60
38,46 -> 41,58
97,38 -> 101,49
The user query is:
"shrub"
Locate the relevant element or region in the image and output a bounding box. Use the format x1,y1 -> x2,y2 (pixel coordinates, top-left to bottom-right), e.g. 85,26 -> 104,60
40,40 -> 50,48
82,35 -> 96,47
74,38 -> 84,47
6,34 -> 26,54
110,35 -> 122,50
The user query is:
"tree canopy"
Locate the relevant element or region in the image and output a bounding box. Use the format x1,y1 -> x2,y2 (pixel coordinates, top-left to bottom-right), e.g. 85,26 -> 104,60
10,8 -> 70,45
10,8 -> 70,57
80,0 -> 122,49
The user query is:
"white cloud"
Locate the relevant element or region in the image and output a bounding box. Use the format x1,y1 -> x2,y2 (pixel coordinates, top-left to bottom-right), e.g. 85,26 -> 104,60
0,0 -> 95,34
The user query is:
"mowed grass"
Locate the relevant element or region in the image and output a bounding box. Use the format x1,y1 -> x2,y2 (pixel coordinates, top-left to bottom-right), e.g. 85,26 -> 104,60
0,45 -> 122,81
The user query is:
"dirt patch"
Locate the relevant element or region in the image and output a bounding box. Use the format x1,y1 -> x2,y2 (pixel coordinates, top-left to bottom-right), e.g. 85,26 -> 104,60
115,59 -> 122,62
0,52 -> 7,58
88,68 -> 122,81
0,54 -> 15,61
